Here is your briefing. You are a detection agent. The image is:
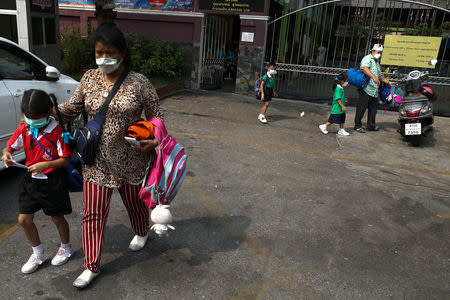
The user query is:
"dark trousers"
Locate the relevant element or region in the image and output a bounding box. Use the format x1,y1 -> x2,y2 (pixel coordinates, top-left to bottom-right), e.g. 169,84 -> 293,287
354,90 -> 378,129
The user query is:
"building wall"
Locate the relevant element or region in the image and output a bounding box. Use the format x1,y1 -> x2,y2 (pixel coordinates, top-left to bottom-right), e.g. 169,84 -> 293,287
59,7 -> 203,88
59,0 -> 270,92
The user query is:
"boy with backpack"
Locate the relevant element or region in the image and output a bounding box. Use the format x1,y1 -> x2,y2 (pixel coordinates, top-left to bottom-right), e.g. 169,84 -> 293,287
257,62 -> 278,124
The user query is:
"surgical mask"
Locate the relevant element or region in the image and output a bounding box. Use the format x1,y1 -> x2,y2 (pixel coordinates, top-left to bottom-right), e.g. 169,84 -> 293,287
24,116 -> 49,138
342,82 -> 348,87
373,53 -> 381,60
268,70 -> 277,76
96,57 -> 123,74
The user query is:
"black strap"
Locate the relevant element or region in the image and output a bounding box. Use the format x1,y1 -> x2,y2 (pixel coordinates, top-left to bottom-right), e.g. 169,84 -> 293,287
98,68 -> 130,116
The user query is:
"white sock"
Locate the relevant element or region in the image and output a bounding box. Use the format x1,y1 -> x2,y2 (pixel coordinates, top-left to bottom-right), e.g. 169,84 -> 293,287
32,244 -> 44,256
60,243 -> 71,250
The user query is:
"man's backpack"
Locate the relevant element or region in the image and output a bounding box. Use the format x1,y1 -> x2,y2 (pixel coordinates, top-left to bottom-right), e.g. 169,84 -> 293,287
139,117 -> 187,209
254,75 -> 269,100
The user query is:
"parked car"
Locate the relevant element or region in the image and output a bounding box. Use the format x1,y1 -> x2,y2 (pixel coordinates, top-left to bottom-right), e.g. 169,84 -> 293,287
0,37 -> 79,171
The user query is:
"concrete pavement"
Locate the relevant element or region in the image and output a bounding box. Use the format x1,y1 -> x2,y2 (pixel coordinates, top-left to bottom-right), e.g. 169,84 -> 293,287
0,91 -> 448,299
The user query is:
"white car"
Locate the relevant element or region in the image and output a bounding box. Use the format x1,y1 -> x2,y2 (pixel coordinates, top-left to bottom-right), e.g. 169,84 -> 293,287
0,37 -> 79,170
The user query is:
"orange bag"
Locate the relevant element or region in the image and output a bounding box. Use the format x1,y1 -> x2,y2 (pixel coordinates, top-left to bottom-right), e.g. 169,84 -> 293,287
127,120 -> 154,140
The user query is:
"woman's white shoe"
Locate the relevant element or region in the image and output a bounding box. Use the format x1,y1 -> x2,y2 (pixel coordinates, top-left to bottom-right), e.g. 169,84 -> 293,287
73,269 -> 99,288
129,234 -> 149,251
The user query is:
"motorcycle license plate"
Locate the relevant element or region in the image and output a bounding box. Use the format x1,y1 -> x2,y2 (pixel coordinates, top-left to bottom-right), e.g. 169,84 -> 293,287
405,123 -> 421,135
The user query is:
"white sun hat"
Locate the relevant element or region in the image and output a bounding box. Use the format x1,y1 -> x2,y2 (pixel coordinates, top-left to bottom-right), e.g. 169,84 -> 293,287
372,44 -> 384,51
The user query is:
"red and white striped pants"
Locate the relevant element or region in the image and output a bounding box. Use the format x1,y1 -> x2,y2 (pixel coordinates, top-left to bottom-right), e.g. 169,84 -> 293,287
82,181 -> 149,272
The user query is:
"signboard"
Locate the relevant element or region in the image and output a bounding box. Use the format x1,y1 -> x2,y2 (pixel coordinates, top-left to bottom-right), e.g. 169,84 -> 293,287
58,0 -> 194,11
241,32 -> 254,42
198,0 -> 265,13
31,0 -> 56,12
381,35 -> 442,68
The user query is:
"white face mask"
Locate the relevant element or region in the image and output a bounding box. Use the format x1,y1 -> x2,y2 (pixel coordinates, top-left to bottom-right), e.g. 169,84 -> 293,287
342,82 -> 348,87
96,57 -> 123,74
373,53 -> 381,60
268,70 -> 277,76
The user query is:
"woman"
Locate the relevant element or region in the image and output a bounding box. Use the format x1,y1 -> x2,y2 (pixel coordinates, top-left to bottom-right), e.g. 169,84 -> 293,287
59,23 -> 161,288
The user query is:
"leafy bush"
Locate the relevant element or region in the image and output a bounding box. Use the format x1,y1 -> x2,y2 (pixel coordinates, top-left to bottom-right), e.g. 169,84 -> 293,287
60,25 -> 95,80
60,28 -> 184,81
127,33 -> 184,79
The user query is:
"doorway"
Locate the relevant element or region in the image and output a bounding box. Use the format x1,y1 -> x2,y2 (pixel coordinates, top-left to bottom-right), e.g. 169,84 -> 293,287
200,14 -> 240,92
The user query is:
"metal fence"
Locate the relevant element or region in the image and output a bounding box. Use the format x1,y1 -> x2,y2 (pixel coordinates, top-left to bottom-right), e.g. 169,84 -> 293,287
265,0 -> 450,116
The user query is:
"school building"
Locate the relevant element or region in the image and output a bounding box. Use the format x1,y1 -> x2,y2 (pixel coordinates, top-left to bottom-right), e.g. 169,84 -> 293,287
58,0 -> 272,93
0,0 -> 62,67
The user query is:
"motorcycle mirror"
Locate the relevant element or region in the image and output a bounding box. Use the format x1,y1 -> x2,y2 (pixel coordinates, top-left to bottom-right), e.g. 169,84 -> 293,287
428,59 -> 438,66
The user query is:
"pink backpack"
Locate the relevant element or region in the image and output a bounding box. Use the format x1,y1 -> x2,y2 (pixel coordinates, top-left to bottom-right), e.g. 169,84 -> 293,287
139,117 -> 187,209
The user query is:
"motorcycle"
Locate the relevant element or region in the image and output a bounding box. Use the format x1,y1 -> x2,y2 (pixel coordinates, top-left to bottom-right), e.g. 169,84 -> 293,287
397,64 -> 436,146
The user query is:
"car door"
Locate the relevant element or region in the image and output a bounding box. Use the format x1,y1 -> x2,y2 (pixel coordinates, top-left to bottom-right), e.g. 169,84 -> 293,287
0,81 -> 16,159
0,44 -> 50,126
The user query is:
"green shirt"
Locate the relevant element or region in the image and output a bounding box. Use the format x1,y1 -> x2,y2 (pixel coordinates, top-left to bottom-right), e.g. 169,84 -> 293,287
360,54 -> 382,97
331,85 -> 345,114
262,74 -> 275,89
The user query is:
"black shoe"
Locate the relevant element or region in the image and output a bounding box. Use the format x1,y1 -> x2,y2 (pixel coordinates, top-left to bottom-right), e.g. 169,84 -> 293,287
354,127 -> 366,133
367,126 -> 379,131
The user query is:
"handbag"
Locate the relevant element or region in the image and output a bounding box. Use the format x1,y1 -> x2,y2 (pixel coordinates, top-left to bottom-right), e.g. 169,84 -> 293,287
75,69 -> 130,165
347,68 -> 370,88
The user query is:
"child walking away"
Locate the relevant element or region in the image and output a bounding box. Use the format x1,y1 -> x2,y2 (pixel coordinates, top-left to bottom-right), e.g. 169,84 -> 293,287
319,72 -> 351,136
1,90 -> 74,274
258,62 -> 278,124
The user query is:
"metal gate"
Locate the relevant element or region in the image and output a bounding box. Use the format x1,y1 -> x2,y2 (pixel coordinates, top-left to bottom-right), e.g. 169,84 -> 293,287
266,0 -> 450,115
199,14 -> 229,89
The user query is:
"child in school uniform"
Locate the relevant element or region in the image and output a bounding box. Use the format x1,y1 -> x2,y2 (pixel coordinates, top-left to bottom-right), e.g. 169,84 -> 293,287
1,89 -> 73,274
319,72 -> 351,136
258,62 -> 278,124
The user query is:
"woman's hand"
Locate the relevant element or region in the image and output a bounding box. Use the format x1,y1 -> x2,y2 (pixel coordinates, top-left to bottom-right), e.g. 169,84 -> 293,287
139,138 -> 158,153
342,106 -> 347,112
28,162 -> 49,175
274,91 -> 279,97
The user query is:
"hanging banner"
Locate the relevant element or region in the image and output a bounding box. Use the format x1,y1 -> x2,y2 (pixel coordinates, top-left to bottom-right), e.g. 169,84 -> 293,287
198,0 -> 265,13
58,0 -> 194,11
381,35 -> 442,68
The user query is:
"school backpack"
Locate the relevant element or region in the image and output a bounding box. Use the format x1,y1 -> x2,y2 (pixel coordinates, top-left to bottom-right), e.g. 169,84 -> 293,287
390,85 -> 404,108
254,75 -> 269,100
380,84 -> 403,108
379,85 -> 393,105
139,117 -> 187,210
347,68 -> 370,88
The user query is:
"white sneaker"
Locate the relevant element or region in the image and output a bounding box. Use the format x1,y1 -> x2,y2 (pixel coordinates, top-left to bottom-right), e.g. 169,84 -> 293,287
51,246 -> 73,266
21,253 -> 47,274
73,269 -> 99,289
337,129 -> 350,136
319,124 -> 328,134
258,114 -> 268,124
129,234 -> 149,252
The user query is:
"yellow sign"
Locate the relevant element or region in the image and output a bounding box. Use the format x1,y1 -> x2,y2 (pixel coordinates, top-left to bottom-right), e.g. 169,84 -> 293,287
381,35 -> 442,68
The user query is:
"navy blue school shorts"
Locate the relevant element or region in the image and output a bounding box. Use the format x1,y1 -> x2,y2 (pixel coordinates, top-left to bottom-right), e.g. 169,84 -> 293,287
327,113 -> 346,124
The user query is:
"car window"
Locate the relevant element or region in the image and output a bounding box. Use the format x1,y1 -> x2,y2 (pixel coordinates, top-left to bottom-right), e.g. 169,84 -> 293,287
0,47 -> 45,80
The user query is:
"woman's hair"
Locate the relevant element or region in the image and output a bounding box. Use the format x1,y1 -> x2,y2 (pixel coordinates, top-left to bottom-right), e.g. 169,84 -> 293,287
332,71 -> 349,90
21,89 -> 53,116
92,22 -> 131,68
268,61 -> 276,69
